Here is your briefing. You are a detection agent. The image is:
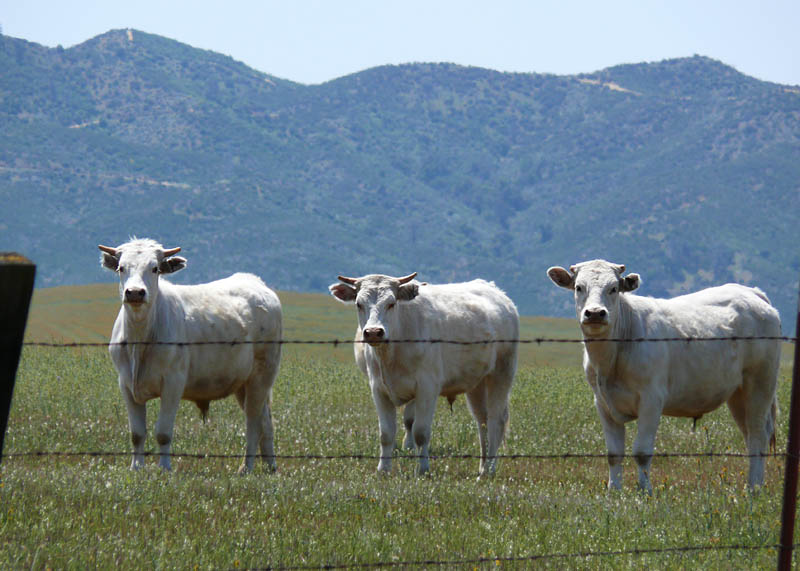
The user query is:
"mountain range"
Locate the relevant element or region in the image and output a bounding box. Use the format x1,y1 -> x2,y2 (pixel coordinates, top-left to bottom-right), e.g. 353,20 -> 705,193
1,29 -> 799,332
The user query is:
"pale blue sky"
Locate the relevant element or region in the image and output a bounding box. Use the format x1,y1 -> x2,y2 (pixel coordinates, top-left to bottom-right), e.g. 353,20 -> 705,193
3,0 -> 799,85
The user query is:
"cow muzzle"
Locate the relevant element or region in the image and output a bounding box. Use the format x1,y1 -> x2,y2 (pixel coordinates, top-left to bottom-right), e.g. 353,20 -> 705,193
581,307 -> 609,332
362,327 -> 386,347
124,287 -> 147,305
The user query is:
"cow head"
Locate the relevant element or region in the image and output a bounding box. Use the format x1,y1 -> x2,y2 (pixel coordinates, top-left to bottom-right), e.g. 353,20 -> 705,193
329,273 -> 419,347
547,259 -> 640,337
99,238 -> 186,318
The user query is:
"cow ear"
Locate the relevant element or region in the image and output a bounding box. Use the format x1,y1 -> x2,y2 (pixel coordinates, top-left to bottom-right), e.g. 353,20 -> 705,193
398,282 -> 419,302
100,253 -> 119,271
620,273 -> 640,292
547,266 -> 574,290
329,282 -> 357,303
98,245 -> 119,271
159,256 -> 187,274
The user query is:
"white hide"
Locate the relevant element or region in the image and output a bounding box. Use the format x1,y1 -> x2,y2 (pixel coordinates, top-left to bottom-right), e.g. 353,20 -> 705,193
99,238 -> 282,473
548,259 -> 781,492
330,274 -> 519,476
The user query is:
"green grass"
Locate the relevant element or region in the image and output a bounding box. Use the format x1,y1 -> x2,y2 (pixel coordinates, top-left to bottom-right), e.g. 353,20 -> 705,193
1,284 -> 797,568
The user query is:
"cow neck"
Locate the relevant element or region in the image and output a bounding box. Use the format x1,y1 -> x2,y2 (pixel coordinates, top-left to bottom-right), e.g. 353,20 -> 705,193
367,343 -> 408,406
367,341 -> 394,366
121,297 -> 163,402
122,300 -> 159,344
583,295 -> 632,379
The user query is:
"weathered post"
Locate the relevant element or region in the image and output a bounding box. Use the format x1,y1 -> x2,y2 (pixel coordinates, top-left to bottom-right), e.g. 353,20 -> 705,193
779,287 -> 800,570
0,253 -> 36,464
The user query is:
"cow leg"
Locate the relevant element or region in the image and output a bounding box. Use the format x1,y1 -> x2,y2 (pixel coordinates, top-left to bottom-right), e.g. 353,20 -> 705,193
372,387 -> 397,473
483,363 -> 514,477
257,354 -> 280,472
258,397 -> 277,472
595,399 -> 625,490
239,381 -> 274,474
632,399 -> 663,495
233,387 -> 256,473
234,386 -> 246,409
726,386 -> 748,429
154,379 -> 184,471
402,402 -> 416,450
411,390 -> 437,476
241,411 -> 261,474
465,383 -> 489,476
738,370 -> 777,489
728,387 -> 766,488
120,384 -> 146,469
240,356 -> 279,474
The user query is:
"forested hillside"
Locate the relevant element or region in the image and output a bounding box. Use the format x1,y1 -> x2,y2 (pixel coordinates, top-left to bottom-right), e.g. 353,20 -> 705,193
1,29 -> 798,329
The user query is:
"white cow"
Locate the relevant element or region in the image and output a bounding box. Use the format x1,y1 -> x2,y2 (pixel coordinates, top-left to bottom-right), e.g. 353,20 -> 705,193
548,259 -> 781,492
329,273 -> 519,476
98,238 -> 282,473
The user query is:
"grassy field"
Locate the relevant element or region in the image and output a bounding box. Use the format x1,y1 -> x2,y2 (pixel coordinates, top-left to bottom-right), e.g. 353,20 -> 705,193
1,284 -> 797,568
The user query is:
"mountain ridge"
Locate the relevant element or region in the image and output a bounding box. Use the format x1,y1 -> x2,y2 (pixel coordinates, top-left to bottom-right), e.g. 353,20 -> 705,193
1,29 -> 798,332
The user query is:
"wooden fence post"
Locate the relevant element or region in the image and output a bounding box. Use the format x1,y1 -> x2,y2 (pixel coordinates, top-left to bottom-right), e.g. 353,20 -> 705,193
0,253 -> 36,465
779,286 -> 800,570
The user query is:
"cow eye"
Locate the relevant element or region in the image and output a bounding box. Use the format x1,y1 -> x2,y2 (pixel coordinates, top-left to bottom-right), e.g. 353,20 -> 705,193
610,286 -> 618,294
575,285 -> 583,293
118,266 -> 125,274
152,267 -> 159,274
387,302 -> 396,310
356,302 -> 364,310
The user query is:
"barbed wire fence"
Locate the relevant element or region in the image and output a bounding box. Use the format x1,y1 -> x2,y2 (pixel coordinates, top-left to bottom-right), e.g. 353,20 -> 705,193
2,257 -> 800,569
7,334 -> 800,568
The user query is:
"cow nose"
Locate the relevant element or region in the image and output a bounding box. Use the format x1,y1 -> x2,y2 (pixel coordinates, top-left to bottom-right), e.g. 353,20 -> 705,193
363,327 -> 385,343
125,288 -> 146,303
583,308 -> 607,322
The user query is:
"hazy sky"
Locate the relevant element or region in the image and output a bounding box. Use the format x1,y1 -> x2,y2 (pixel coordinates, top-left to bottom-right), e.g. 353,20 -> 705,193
3,1 -> 799,86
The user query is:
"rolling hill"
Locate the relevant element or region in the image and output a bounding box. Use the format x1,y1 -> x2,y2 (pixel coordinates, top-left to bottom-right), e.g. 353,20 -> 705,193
1,29 -> 799,331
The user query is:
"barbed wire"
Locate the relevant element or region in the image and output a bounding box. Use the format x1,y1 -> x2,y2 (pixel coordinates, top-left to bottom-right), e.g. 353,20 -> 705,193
20,335 -> 797,348
1,450 -> 788,461
253,542 -> 787,570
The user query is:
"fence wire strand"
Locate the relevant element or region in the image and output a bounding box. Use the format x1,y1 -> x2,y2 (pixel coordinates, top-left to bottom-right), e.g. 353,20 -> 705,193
20,335 -> 798,348
2,450 -> 788,461
254,542 -> 788,570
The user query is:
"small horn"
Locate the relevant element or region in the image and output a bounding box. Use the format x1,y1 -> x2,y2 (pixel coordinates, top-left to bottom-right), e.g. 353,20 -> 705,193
162,247 -> 182,257
98,245 -> 118,256
397,272 -> 418,285
338,275 -> 358,286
